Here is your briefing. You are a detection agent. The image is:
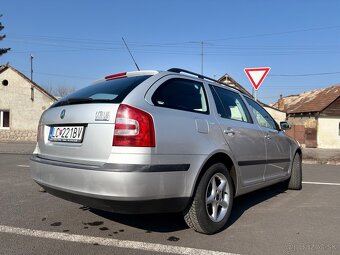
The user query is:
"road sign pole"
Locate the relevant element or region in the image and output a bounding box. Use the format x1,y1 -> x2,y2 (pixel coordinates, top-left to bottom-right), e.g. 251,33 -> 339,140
254,89 -> 258,101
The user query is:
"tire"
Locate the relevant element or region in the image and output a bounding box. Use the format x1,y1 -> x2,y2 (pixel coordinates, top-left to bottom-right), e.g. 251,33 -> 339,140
184,163 -> 234,234
287,153 -> 302,190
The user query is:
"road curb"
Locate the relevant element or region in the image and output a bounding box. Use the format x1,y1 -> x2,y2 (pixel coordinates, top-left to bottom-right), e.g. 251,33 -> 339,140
302,159 -> 340,166
0,152 -> 33,156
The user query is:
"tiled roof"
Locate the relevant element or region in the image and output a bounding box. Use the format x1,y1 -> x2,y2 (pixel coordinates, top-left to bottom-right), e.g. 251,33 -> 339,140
277,85 -> 340,114
218,74 -> 253,97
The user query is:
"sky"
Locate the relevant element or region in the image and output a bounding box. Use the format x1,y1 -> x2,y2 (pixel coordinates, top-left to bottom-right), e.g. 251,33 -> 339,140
1,0 -> 340,103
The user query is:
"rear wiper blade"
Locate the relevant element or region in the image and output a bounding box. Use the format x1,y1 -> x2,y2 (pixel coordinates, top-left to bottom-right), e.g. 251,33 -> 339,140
54,98 -> 93,107
65,98 -> 94,103
54,98 -> 114,107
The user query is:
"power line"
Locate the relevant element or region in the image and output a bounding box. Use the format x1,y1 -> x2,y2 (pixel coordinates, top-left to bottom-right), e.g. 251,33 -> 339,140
269,71 -> 340,77
9,48 -> 340,57
33,71 -> 95,80
203,25 -> 340,42
9,37 -> 340,51
8,24 -> 340,48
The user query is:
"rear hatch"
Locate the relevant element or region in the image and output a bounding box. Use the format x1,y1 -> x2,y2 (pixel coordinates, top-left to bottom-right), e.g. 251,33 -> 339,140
37,73 -> 154,165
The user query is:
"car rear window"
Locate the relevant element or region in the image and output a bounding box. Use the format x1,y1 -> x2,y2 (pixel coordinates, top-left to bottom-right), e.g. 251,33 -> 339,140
51,75 -> 151,108
151,78 -> 209,114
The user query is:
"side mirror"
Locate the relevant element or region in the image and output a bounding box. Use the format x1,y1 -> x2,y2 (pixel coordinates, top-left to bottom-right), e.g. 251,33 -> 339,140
280,121 -> 291,130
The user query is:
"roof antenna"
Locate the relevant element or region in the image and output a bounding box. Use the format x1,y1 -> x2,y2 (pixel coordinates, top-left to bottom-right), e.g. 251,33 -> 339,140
122,37 -> 140,71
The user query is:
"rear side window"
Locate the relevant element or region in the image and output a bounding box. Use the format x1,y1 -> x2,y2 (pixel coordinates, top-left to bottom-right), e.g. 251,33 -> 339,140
211,85 -> 252,123
151,78 -> 209,114
52,75 -> 151,108
245,97 -> 278,130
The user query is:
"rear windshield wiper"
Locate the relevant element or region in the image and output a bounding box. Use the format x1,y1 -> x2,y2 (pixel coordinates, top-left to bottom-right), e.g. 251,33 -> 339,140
53,98 -> 114,107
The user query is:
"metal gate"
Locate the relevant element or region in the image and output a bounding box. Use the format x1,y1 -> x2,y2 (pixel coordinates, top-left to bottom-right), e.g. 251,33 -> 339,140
305,128 -> 317,148
285,125 -> 305,145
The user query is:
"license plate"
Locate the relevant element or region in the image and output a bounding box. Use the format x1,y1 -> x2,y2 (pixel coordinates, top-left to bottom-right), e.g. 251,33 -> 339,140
48,126 -> 85,143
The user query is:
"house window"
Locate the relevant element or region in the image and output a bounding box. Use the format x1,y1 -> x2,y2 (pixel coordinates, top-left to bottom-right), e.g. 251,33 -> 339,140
31,87 -> 34,101
0,110 -> 10,129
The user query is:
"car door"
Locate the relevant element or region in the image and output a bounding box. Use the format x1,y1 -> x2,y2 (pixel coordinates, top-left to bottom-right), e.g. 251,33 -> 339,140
244,97 -> 291,180
144,76 -> 216,156
210,85 -> 267,187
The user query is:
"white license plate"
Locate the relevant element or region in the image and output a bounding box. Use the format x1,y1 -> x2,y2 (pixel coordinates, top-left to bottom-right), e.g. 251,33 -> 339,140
48,126 -> 85,143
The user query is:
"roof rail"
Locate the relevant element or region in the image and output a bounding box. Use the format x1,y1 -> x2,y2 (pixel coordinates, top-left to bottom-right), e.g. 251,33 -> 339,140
168,68 -> 220,83
167,68 -> 247,95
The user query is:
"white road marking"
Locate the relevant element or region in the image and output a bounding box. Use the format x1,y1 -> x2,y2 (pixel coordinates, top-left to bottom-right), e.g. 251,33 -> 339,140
17,165 -> 30,168
302,181 -> 340,186
0,225 -> 239,255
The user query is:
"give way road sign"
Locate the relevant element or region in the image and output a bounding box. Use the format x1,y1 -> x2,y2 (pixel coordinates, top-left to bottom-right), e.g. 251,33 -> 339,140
244,67 -> 271,90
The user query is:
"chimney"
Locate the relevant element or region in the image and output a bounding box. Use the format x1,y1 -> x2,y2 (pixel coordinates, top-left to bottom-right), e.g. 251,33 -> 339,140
278,94 -> 285,111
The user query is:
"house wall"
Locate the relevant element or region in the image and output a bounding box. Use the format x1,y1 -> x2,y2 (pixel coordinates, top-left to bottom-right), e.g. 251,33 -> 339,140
317,117 -> 340,149
0,68 -> 55,141
287,116 -> 317,128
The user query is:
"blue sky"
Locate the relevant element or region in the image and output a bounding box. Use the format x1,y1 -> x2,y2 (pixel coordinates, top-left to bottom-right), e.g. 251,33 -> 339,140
1,0 -> 340,103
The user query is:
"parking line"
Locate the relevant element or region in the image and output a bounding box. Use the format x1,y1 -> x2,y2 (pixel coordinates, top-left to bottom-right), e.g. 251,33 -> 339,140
0,225 -> 239,255
302,181 -> 340,186
17,165 -> 30,168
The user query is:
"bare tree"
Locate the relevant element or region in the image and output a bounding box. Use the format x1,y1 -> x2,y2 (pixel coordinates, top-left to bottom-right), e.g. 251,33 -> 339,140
54,85 -> 75,98
0,14 -> 10,56
43,84 -> 54,96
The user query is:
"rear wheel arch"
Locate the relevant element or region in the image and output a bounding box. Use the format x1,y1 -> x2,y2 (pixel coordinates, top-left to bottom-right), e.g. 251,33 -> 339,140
191,152 -> 237,198
295,147 -> 302,157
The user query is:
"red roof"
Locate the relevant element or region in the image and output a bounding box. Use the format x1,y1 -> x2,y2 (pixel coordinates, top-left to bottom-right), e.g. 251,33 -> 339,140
278,85 -> 340,114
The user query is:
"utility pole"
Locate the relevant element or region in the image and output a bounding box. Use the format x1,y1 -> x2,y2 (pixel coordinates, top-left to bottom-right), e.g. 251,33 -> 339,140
201,41 -> 204,75
30,54 -> 34,81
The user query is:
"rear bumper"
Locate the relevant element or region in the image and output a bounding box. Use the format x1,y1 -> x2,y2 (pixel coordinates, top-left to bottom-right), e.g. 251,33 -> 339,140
36,181 -> 190,214
30,155 -> 190,214
31,155 -> 190,172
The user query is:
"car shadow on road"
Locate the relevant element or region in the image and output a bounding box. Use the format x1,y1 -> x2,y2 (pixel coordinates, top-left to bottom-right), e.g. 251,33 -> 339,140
89,184 -> 287,233
90,209 -> 187,233
224,183 -> 287,231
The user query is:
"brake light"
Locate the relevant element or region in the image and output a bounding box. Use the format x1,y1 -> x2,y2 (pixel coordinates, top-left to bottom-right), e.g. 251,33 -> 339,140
113,104 -> 155,147
105,72 -> 127,80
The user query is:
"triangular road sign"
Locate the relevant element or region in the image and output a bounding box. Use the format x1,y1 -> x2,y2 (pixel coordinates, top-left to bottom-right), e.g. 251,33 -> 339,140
244,67 -> 271,90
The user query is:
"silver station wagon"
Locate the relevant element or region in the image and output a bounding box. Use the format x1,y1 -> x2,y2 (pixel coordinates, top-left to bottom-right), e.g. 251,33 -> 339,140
31,68 -> 302,234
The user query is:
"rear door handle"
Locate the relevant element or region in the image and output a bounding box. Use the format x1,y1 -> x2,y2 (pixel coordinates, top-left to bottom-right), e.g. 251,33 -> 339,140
265,134 -> 271,140
224,128 -> 235,136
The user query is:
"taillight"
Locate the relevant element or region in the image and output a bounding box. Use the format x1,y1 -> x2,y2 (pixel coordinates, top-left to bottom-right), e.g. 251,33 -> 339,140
113,104 -> 155,147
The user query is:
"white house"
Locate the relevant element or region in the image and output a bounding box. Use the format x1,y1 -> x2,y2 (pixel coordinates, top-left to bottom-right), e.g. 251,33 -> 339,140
0,64 -> 56,141
273,85 -> 340,148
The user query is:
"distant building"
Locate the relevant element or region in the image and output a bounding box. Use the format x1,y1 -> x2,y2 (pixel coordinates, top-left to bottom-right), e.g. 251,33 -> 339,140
0,64 -> 56,141
218,74 -> 286,123
272,85 -> 340,148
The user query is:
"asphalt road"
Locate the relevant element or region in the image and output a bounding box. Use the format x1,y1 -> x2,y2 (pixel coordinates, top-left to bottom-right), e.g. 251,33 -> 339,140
0,154 -> 339,255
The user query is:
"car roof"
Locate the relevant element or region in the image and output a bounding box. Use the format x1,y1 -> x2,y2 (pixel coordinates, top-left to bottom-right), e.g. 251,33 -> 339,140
97,68 -> 246,96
